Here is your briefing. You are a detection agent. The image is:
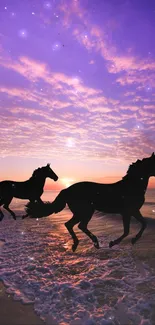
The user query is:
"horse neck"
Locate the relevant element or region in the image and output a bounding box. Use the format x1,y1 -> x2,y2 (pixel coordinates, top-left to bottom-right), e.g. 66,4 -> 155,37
124,174 -> 150,193
139,176 -> 149,193
31,174 -> 46,188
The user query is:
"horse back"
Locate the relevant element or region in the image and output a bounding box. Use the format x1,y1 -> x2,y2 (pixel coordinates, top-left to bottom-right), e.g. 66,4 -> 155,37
65,181 -> 145,213
0,180 -> 43,200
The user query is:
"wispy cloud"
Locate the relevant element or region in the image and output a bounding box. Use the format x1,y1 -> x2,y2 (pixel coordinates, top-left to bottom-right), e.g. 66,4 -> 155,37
0,0 -> 154,186
57,0 -> 155,91
0,47 -> 154,164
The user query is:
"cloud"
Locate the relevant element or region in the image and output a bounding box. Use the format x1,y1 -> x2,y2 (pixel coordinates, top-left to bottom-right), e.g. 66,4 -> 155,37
57,1 -> 155,91
0,51 -> 154,164
58,0 -> 86,28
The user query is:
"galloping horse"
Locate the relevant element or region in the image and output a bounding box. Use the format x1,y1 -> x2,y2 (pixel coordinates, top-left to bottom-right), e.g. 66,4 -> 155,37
0,164 -> 58,220
26,153 -> 155,252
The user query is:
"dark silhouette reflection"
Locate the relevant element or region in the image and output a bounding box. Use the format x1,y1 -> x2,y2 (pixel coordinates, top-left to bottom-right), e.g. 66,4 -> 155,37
0,164 -> 58,220
26,153 -> 155,252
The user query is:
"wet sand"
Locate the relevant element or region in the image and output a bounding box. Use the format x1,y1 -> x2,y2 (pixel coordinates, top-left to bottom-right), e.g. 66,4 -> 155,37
0,240 -> 44,325
131,230 -> 155,324
130,223 -> 155,270
0,281 -> 44,325
0,210 -> 155,325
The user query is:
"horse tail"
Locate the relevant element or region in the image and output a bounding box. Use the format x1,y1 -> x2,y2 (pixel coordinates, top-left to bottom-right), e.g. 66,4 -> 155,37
50,189 -> 67,213
25,189 -> 67,218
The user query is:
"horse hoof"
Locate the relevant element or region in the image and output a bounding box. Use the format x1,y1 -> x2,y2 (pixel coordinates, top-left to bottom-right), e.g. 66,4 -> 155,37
72,245 -> 77,252
109,241 -> 114,248
22,215 -> 28,219
131,237 -> 137,245
94,241 -> 100,249
72,242 -> 79,252
13,216 -> 16,220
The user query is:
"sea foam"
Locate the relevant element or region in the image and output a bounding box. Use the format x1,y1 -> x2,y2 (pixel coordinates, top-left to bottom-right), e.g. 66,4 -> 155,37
0,209 -> 155,325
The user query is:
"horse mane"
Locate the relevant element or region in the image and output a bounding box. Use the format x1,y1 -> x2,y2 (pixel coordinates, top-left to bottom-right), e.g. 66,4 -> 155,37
123,159 -> 144,179
31,167 -> 42,179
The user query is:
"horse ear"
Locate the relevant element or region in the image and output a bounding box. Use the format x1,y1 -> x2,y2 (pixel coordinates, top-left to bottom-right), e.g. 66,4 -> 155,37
151,152 -> 154,157
47,163 -> 50,167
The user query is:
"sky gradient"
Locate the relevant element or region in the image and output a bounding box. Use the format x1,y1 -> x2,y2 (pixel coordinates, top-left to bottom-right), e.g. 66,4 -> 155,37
0,0 -> 155,189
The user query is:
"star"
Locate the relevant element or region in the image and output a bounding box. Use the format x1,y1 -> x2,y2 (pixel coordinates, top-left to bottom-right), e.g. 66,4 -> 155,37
136,122 -> 144,130
54,13 -> 59,18
44,1 -> 52,9
145,85 -> 152,92
52,41 -> 61,51
18,29 -> 28,39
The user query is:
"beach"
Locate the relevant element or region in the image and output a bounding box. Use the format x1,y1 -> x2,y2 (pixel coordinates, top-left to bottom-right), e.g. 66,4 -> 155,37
1,0 -> 155,323
0,239 -> 44,325
0,280 -> 44,325
0,190 -> 155,325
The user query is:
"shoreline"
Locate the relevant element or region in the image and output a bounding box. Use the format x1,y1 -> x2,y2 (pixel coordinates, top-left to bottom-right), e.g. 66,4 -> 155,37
0,212 -> 155,324
0,240 -> 44,325
0,281 -> 44,325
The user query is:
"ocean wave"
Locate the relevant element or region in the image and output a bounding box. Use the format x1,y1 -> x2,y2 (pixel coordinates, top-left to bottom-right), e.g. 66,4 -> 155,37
0,213 -> 155,325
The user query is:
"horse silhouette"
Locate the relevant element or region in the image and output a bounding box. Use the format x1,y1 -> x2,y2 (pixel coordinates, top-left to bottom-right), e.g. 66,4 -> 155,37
26,153 -> 155,252
0,164 -> 58,220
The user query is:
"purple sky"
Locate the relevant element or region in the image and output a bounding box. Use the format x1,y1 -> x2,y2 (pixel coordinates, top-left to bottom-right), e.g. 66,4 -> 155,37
0,0 -> 155,188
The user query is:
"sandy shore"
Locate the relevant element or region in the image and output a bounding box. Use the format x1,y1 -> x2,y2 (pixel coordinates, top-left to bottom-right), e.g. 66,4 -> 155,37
0,239 -> 44,325
0,281 -> 44,325
0,217 -> 155,325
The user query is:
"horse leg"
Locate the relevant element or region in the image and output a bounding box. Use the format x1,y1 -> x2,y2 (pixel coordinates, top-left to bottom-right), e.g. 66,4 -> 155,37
0,209 -> 4,221
131,210 -> 147,245
22,213 -> 29,219
109,214 -> 131,248
3,198 -> 16,220
65,216 -> 80,252
0,200 -> 4,221
78,217 -> 99,249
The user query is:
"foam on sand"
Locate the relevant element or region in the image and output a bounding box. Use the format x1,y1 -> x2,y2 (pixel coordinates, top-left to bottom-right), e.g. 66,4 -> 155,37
0,214 -> 155,325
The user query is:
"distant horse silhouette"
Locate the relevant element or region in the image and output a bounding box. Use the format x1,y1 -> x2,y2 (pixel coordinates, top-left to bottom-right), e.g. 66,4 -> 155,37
26,153 -> 155,252
0,164 -> 58,220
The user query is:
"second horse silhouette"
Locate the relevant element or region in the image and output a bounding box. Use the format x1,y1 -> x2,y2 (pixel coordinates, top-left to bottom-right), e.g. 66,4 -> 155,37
0,164 -> 58,220
26,153 -> 155,252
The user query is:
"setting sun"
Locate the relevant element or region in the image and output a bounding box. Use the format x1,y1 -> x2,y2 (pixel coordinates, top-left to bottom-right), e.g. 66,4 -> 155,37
61,178 -> 74,188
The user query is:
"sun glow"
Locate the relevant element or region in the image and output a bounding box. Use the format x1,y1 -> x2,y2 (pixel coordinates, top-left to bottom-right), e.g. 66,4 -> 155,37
61,178 -> 74,188
66,137 -> 75,147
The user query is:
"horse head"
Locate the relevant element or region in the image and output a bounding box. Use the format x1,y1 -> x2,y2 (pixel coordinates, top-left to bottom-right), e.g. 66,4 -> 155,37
43,164 -> 58,181
145,152 -> 155,177
32,164 -> 58,181
124,152 -> 155,180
